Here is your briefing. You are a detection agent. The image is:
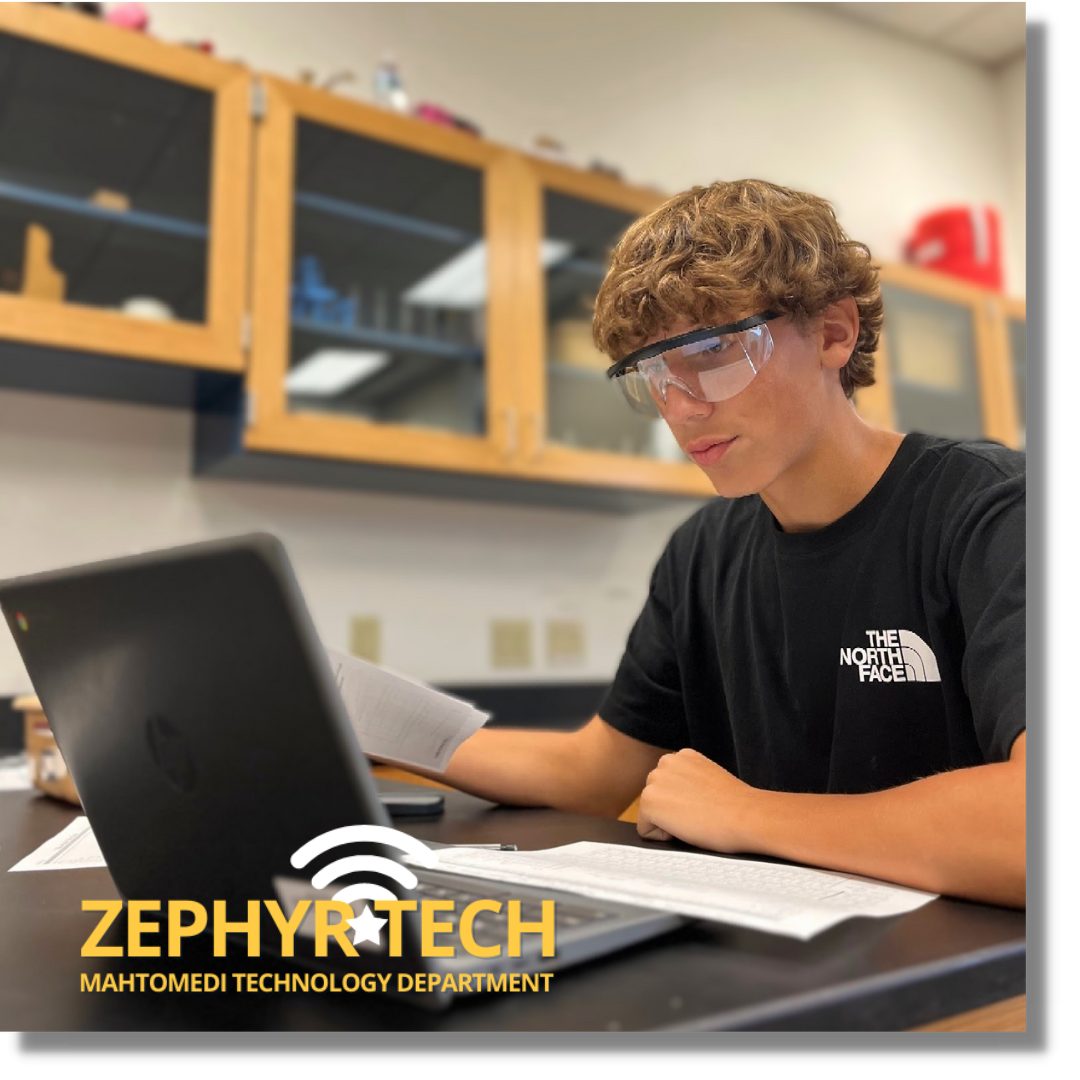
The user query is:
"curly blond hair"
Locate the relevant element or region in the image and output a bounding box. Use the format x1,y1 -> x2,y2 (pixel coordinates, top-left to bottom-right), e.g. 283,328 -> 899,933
592,179 -> 882,399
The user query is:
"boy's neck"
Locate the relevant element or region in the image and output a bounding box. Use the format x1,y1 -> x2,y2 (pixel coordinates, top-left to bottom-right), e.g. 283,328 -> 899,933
758,412 -> 906,534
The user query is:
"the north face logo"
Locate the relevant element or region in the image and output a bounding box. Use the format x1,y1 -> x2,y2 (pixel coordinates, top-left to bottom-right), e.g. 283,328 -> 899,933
839,629 -> 941,683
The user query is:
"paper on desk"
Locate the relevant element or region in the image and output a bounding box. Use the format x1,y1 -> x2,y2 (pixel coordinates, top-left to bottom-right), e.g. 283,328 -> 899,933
427,841 -> 937,941
326,648 -> 489,773
8,815 -> 106,872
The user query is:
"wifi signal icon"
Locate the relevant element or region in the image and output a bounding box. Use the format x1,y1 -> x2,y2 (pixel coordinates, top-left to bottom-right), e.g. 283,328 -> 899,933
290,825 -> 440,946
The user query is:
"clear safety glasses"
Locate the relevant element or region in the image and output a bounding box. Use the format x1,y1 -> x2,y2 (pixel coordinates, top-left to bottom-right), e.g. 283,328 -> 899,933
606,311 -> 780,416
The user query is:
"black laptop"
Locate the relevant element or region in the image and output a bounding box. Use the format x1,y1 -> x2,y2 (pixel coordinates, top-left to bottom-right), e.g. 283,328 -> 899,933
0,534 -> 681,1008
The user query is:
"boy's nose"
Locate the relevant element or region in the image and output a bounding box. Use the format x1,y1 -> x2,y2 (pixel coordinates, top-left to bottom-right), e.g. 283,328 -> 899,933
658,380 -> 713,424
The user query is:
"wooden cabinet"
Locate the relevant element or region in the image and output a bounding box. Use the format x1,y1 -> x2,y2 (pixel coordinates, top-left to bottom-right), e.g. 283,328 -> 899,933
241,75 -> 526,482
236,92 -> 1026,498
507,158 -> 712,499
0,5 -> 1025,504
236,78 -> 713,500
0,3 -> 251,372
855,264 -> 1024,450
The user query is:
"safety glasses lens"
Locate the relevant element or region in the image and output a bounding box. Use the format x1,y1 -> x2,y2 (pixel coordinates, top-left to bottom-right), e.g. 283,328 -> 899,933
615,324 -> 772,416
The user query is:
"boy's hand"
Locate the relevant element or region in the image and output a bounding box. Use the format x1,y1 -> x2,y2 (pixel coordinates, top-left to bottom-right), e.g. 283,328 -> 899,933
636,748 -> 758,850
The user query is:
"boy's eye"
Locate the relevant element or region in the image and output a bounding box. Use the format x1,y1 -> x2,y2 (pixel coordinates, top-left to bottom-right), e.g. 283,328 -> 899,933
702,338 -> 736,358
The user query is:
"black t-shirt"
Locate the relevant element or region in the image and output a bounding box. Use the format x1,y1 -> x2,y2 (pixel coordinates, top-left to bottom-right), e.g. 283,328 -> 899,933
599,433 -> 1026,795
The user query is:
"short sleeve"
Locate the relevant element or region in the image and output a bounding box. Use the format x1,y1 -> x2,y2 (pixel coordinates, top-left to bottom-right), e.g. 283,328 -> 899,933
949,459 -> 1026,762
598,543 -> 690,751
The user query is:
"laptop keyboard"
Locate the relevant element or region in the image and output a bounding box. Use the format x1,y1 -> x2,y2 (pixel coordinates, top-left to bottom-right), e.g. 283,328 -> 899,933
411,874 -> 614,945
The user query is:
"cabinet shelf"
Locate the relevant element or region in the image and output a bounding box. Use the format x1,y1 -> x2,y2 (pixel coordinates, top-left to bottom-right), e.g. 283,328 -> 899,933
291,317 -> 482,362
555,258 -> 608,278
293,193 -> 607,277
295,189 -> 475,247
0,179 -> 208,240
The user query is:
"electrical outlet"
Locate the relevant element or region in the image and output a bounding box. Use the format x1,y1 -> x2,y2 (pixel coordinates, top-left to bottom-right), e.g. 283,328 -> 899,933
546,619 -> 585,666
491,620 -> 533,669
349,616 -> 381,664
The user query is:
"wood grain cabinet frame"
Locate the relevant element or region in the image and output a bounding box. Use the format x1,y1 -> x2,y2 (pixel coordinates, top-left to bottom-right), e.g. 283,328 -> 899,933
998,294 -> 1027,443
509,157 -> 714,499
0,3 -> 252,372
243,75 -> 526,480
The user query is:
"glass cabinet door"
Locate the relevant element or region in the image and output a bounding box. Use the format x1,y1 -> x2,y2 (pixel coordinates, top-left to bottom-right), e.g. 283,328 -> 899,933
286,119 -> 487,437
541,190 -> 686,463
0,6 -> 249,369
246,76 -> 517,475
880,281 -> 985,441
0,31 -> 211,319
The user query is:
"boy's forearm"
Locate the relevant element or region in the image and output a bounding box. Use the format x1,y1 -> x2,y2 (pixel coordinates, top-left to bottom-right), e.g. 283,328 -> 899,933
430,728 -> 569,808
402,727 -> 629,817
384,718 -> 664,819
737,756 -> 1026,907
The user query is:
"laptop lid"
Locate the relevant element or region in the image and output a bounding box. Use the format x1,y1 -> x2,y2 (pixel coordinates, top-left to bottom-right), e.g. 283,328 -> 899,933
0,535 -> 400,909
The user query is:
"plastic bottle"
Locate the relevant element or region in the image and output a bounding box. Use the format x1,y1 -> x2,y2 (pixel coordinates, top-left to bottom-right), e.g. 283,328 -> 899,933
374,53 -> 409,113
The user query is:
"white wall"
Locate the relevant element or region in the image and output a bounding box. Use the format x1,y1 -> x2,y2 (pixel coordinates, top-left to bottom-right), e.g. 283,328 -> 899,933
141,1 -> 1025,289
995,52 -> 1027,296
0,388 -> 691,694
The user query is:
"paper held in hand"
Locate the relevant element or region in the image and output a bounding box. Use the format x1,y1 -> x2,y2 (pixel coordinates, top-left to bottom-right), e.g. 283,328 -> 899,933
326,648 -> 489,773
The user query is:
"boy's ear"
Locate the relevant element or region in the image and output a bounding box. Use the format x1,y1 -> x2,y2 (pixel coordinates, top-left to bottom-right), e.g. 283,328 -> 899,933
819,297 -> 860,372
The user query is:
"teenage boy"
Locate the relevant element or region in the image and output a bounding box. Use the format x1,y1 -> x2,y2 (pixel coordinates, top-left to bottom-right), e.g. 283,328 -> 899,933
398,180 -> 1025,909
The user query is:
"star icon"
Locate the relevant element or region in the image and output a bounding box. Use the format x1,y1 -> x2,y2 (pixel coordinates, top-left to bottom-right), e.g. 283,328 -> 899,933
347,904 -> 388,947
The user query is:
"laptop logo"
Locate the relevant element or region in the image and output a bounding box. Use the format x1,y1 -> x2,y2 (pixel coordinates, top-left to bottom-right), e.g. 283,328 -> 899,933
290,825 -> 440,946
145,714 -> 198,794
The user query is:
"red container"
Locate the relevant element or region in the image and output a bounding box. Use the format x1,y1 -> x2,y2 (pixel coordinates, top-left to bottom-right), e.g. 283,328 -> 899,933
904,206 -> 1004,291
